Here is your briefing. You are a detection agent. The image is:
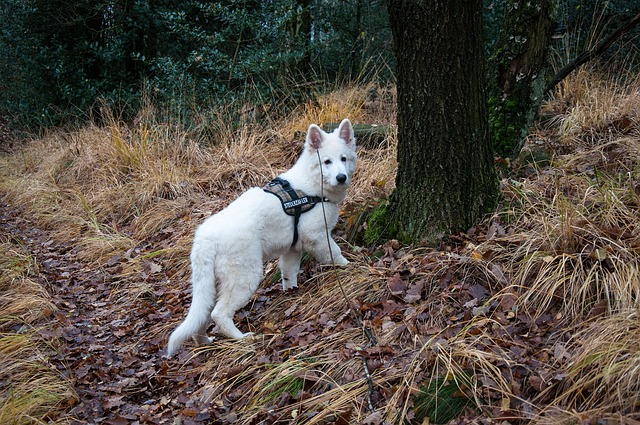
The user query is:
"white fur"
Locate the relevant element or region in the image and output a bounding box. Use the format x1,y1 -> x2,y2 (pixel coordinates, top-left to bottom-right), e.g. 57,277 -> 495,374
167,119 -> 357,356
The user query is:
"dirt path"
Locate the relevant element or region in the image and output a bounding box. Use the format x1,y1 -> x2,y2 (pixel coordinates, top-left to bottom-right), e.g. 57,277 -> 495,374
1,198 -> 213,424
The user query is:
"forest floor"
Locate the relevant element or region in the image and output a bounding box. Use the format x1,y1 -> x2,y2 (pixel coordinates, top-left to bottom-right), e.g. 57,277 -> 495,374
0,198 -> 217,423
1,72 -> 639,424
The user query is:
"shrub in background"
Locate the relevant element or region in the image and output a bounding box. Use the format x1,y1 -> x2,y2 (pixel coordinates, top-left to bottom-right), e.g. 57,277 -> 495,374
0,0 -> 392,131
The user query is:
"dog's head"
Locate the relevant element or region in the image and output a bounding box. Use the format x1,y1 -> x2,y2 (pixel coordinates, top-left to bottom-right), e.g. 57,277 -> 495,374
305,118 -> 357,189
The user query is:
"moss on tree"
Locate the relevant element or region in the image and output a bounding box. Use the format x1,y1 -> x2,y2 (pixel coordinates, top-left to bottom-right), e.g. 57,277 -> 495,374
489,0 -> 555,157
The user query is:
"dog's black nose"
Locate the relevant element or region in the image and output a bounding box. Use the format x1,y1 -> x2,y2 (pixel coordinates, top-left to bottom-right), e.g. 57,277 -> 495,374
336,174 -> 347,184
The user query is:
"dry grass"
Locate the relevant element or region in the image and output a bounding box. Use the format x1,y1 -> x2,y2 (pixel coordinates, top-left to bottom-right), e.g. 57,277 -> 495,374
545,67 -> 640,148
1,72 -> 639,422
531,309 -> 640,424
0,83 -> 394,258
0,237 -> 77,424
475,68 -> 640,421
0,333 -> 76,425
196,329 -> 388,424
0,238 -> 55,325
487,163 -> 640,319
553,309 -> 640,415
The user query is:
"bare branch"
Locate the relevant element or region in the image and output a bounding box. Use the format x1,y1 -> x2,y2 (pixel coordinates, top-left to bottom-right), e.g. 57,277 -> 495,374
546,12 -> 640,93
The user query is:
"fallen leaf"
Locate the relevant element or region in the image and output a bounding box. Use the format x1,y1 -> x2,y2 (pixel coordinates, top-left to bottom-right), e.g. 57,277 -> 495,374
362,411 -> 383,425
387,273 -> 406,296
468,283 -> 487,300
464,299 -> 479,308
487,221 -> 506,239
284,303 -> 298,317
590,247 -> 608,261
403,280 -> 424,303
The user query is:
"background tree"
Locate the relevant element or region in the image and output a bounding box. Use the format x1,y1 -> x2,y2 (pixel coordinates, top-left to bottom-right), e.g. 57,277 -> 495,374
0,0 -> 392,130
379,0 -> 499,244
2,0 -> 637,134
485,0 -> 640,158
489,0 -> 556,157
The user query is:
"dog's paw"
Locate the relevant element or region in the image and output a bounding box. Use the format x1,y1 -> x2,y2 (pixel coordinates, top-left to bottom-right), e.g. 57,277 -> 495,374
334,256 -> 349,266
241,332 -> 255,339
194,335 -> 215,346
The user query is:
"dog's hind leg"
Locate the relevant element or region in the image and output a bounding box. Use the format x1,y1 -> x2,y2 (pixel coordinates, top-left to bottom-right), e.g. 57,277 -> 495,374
279,250 -> 302,290
210,261 -> 261,339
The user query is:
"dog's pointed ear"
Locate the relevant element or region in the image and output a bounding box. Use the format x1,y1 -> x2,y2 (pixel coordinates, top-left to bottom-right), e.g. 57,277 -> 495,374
338,118 -> 355,148
306,124 -> 324,151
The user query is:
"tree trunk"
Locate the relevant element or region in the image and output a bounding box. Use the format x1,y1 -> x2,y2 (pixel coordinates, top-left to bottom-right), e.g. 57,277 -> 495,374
384,0 -> 498,244
286,0 -> 312,76
490,0 -> 555,157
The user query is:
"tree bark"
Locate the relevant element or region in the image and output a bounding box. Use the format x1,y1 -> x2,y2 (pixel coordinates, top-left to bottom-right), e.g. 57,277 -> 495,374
285,0 -> 312,76
490,0 -> 555,157
385,0 -> 498,244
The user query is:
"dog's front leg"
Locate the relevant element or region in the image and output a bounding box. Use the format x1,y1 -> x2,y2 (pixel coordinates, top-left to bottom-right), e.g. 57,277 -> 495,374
279,250 -> 302,290
307,238 -> 349,266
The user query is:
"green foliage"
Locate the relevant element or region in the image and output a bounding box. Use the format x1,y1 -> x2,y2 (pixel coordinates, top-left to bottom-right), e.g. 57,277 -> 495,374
262,375 -> 305,402
362,199 -> 414,246
413,373 -> 476,424
0,0 -> 393,131
364,201 -> 393,246
488,96 -> 520,157
0,0 -> 142,127
483,0 -> 508,59
486,0 -> 639,157
486,0 -> 556,157
1,0 -> 637,133
489,85 -> 545,158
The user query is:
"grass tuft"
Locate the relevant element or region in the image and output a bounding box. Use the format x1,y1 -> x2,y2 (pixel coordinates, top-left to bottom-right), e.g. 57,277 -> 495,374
413,372 -> 476,424
542,309 -> 640,417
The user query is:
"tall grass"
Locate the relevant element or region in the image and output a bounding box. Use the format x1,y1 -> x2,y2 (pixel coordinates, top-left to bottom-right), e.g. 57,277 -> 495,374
482,67 -> 640,421
1,68 -> 638,423
550,309 -> 640,416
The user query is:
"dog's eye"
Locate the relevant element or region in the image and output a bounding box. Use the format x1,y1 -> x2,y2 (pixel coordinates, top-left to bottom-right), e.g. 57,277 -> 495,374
341,157 -> 347,162
324,159 -> 332,165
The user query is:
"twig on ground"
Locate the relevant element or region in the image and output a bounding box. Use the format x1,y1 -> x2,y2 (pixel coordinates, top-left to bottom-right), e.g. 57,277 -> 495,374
359,350 -> 376,414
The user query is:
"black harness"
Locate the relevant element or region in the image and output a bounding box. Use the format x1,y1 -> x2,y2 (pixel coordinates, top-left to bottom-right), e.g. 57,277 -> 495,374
263,177 -> 329,246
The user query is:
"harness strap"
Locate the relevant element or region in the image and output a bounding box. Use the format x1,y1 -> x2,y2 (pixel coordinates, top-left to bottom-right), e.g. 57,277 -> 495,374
263,177 -> 329,247
279,179 -> 304,247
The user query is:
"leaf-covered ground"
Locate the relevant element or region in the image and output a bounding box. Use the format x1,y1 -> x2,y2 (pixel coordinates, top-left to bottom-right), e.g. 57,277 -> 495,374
1,73 -> 639,424
1,193 -> 563,424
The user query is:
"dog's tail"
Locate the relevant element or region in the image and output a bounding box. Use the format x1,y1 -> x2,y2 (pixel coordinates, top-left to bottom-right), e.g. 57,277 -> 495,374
167,242 -> 216,356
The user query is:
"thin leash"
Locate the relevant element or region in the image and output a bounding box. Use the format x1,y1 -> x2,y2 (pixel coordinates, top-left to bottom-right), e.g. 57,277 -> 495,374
315,149 -> 376,344
315,149 -> 377,413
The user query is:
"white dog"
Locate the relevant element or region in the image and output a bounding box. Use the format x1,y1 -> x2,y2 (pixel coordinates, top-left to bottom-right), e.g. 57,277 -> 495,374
167,119 -> 357,356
